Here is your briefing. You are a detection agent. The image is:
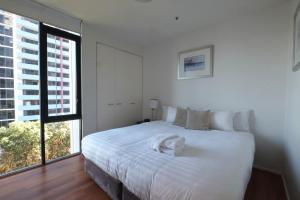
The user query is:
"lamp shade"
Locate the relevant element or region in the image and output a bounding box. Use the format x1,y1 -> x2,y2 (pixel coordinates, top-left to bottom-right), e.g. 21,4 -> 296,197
149,99 -> 159,109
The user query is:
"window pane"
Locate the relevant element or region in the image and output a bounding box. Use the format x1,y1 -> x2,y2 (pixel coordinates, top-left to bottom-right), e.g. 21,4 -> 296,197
46,34 -> 77,117
0,57 -> 13,67
0,36 -> 13,47
45,120 -> 80,162
0,68 -> 13,78
0,9 -> 41,176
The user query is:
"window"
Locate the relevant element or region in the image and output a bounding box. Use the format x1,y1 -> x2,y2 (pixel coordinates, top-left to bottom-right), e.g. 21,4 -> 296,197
23,79 -> 38,85
0,36 -> 13,47
24,110 -> 39,116
0,100 -> 14,109
23,90 -> 39,95
0,120 -> 13,127
0,89 -> 14,98
23,100 -> 39,105
0,9 -> 81,177
0,110 -> 14,120
0,25 -> 13,35
22,69 -> 38,75
22,48 -> 38,55
0,79 -> 14,88
22,58 -> 38,65
0,10 -> 41,176
47,52 -> 56,58
40,23 -> 81,163
0,46 -> 13,57
0,57 -> 13,67
0,14 -> 12,25
41,24 -> 81,120
48,99 -> 70,104
0,68 -> 13,78
21,27 -> 38,35
22,38 -> 38,45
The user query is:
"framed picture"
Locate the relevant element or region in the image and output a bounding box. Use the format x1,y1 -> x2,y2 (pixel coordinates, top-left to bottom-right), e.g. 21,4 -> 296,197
178,45 -> 214,79
293,2 -> 300,72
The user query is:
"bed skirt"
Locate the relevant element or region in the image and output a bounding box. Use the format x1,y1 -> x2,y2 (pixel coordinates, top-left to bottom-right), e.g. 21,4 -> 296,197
84,158 -> 140,200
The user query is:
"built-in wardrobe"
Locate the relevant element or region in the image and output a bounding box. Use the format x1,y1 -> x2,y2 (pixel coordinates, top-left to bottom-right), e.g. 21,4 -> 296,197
96,43 -> 143,131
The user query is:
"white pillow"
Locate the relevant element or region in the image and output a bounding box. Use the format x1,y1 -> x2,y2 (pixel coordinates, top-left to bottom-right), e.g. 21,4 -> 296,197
210,111 -> 234,131
233,111 -> 250,132
162,106 -> 177,123
162,106 -> 168,121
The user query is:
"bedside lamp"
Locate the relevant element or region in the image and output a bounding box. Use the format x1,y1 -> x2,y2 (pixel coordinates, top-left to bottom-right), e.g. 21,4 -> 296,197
149,99 -> 159,121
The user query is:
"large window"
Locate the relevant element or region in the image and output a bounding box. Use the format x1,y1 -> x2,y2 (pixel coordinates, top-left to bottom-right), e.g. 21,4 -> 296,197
0,9 -> 81,176
40,24 -> 81,163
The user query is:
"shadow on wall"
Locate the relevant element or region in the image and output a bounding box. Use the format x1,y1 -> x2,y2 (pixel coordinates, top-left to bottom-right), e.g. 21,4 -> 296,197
249,110 -> 256,134
249,110 -> 284,171
283,148 -> 300,200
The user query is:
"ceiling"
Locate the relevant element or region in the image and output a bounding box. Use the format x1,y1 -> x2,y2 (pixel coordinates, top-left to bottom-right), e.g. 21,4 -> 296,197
34,0 -> 286,47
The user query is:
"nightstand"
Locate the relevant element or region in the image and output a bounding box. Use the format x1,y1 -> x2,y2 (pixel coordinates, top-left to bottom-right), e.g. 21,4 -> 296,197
136,119 -> 150,124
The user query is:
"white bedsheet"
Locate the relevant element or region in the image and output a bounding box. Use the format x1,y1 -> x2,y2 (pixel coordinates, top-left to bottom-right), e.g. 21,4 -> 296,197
82,121 -> 255,200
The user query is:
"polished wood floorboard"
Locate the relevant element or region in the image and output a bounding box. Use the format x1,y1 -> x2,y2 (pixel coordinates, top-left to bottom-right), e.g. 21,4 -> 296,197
244,168 -> 287,200
0,155 -> 287,200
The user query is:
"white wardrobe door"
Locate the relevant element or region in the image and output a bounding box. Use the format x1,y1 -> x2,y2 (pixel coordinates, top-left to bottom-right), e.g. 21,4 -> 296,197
115,50 -> 142,126
114,50 -> 132,127
97,44 -> 115,131
127,55 -> 142,124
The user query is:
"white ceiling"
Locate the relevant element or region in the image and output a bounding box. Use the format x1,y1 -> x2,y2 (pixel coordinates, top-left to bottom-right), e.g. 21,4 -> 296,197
34,0 -> 286,47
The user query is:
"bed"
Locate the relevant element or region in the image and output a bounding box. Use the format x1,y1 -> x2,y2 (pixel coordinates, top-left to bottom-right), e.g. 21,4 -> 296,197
82,121 -> 255,200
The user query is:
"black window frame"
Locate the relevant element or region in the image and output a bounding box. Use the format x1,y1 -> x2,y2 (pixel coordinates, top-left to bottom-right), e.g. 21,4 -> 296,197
40,23 -> 82,124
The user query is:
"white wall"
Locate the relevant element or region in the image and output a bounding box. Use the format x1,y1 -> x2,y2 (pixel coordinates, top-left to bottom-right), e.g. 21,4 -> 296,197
143,2 -> 292,171
284,1 -> 300,199
284,58 -> 300,200
81,23 -> 143,136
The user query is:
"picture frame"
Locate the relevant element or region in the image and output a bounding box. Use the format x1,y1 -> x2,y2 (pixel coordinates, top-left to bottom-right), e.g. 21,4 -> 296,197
293,1 -> 300,72
178,45 -> 214,79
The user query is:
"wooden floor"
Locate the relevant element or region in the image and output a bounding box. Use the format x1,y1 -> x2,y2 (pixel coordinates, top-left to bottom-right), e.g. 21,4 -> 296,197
0,155 -> 287,200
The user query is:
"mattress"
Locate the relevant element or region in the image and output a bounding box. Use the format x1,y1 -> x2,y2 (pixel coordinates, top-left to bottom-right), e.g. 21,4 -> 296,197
82,121 -> 255,200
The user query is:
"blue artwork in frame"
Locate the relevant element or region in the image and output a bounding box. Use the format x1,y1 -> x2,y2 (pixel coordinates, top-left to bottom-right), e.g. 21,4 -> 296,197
178,45 -> 213,79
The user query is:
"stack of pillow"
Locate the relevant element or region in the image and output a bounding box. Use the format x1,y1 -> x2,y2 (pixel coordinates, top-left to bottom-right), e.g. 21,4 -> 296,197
162,106 -> 251,132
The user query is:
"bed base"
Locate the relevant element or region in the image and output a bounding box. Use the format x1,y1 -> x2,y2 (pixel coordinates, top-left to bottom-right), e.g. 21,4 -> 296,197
84,158 -> 140,200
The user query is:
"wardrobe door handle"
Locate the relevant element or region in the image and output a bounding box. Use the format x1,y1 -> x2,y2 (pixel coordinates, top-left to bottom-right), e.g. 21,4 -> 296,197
107,103 -> 114,106
130,102 -> 136,105
116,103 -> 122,105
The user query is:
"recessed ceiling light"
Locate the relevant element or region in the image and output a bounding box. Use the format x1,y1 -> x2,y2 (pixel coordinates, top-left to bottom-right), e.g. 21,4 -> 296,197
135,0 -> 152,3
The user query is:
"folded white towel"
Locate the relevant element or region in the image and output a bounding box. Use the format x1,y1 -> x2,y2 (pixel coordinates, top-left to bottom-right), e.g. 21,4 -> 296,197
149,134 -> 185,156
162,137 -> 185,156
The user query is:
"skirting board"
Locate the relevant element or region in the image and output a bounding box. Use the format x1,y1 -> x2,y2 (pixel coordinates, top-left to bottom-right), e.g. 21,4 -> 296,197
253,165 -> 290,200
282,175 -> 291,200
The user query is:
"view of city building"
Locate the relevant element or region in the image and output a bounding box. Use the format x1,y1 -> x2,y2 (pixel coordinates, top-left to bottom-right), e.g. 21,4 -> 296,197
0,9 -> 73,127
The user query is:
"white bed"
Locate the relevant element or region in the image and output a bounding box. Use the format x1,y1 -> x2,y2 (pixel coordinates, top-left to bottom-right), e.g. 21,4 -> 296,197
82,121 -> 255,200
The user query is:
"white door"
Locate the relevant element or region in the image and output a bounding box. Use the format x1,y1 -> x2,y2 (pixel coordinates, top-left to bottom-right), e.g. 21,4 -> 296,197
97,44 -> 116,131
126,54 -> 142,124
115,50 -> 142,127
114,50 -> 133,127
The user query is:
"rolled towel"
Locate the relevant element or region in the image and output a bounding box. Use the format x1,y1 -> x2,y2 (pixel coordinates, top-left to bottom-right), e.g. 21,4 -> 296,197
162,137 -> 185,156
149,134 -> 179,152
149,134 -> 185,156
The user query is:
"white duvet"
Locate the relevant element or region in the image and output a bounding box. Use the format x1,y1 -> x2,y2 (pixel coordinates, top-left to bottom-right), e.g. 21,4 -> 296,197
82,121 -> 255,200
